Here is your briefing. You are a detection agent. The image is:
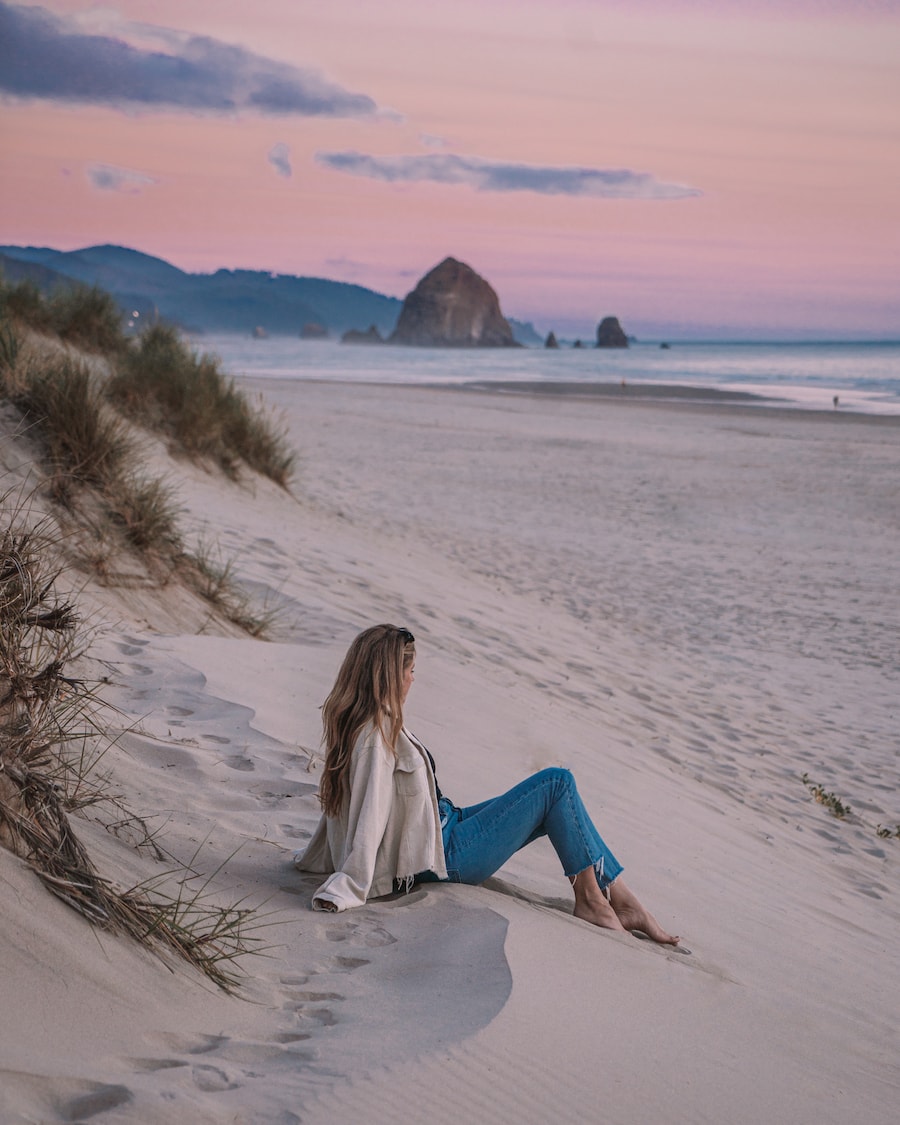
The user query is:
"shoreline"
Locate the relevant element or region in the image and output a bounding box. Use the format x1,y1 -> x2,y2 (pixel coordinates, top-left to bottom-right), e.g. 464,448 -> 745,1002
243,373 -> 900,425
457,379 -> 900,422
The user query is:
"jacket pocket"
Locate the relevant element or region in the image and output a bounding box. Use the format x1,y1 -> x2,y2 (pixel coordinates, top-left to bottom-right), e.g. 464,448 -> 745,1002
394,760 -> 427,798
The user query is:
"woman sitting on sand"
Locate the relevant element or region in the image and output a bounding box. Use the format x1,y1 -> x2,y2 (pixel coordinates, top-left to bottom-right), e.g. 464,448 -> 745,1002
294,624 -> 678,944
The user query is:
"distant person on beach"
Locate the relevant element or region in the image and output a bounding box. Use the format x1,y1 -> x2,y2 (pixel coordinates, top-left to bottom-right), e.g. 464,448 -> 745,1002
294,624 -> 679,944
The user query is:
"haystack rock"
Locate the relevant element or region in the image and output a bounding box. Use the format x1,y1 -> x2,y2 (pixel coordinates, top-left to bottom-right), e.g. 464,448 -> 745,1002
596,316 -> 629,348
389,257 -> 517,347
544,331 -> 559,349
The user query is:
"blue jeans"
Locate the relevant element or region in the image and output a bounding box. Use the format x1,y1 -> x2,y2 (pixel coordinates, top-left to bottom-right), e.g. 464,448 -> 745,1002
429,768 -> 623,890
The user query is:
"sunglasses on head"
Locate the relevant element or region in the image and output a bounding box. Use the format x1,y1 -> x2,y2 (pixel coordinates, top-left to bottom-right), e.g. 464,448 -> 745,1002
398,628 -> 415,644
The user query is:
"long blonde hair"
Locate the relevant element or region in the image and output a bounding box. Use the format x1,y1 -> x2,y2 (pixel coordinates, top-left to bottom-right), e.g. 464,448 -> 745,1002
319,624 -> 415,817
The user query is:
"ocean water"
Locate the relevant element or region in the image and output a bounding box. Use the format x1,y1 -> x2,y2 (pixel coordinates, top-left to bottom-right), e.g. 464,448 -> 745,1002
199,335 -> 900,415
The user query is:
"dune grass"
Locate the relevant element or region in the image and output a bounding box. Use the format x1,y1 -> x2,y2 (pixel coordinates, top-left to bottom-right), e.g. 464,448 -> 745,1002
0,499 -> 260,991
1,285 -> 291,633
108,324 -> 294,486
6,347 -> 131,486
49,283 -> 129,355
1,329 -> 184,557
185,537 -> 279,637
0,278 -> 54,336
1,277 -> 294,486
0,277 -> 128,354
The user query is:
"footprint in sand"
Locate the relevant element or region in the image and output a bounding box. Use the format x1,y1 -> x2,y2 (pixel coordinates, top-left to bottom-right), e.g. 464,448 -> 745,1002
325,919 -> 397,947
282,985 -> 345,1029
223,754 -> 255,771
280,823 -> 310,839
191,1064 -> 239,1092
332,954 -> 370,971
129,1057 -> 189,1073
59,1083 -> 133,1121
152,1032 -> 228,1055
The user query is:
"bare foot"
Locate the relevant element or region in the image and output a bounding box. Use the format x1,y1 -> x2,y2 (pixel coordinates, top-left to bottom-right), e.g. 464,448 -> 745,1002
573,896 -> 629,933
608,878 -> 680,945
571,870 -> 628,933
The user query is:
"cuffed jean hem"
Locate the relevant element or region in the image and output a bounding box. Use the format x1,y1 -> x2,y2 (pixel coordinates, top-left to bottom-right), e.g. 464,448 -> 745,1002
425,769 -> 623,891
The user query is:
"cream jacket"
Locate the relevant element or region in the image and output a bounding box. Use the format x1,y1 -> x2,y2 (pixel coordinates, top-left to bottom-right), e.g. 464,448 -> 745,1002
293,724 -> 447,912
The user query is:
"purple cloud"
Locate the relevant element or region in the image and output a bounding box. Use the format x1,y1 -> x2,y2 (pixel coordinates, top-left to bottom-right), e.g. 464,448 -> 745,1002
0,2 -> 379,118
86,163 -> 158,193
268,142 -> 292,178
316,151 -> 701,200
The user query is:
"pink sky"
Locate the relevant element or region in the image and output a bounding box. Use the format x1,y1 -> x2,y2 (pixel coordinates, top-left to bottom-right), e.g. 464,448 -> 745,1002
1,0 -> 899,338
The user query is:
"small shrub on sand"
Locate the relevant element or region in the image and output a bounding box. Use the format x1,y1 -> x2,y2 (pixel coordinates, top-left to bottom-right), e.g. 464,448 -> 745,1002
108,324 -> 294,486
0,499 -> 259,991
801,773 -> 851,819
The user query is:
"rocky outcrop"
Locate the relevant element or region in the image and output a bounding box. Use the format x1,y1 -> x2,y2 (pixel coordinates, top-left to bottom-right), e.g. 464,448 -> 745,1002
341,324 -> 384,345
544,331 -> 559,349
389,258 -> 517,347
596,316 -> 628,348
301,322 -> 327,339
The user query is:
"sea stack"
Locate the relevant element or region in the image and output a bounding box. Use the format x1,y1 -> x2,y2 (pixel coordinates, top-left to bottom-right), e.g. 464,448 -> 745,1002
389,257 -> 517,347
544,331 -> 559,349
341,324 -> 384,345
596,316 -> 629,348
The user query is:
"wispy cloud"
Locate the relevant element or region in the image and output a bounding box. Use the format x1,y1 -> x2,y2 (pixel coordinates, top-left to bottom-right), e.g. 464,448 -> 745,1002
86,163 -> 158,193
268,142 -> 292,178
315,151 -> 701,200
0,1 -> 379,117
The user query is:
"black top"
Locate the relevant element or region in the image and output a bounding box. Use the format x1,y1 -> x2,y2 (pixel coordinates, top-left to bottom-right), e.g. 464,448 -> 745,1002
424,746 -> 444,803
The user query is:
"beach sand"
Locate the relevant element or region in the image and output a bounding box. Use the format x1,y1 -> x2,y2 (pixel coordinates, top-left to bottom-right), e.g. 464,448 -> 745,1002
2,380 -> 898,1123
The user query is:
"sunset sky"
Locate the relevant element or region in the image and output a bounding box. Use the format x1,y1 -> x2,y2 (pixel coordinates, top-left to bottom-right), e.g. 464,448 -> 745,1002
1,0 -> 898,338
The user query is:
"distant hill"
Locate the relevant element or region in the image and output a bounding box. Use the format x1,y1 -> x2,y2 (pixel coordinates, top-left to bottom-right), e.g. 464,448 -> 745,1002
0,243 -> 541,344
0,251 -> 74,291
0,244 -> 403,338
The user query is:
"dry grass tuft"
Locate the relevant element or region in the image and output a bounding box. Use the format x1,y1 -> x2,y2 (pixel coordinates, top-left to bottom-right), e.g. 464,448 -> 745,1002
108,324 -> 294,486
0,498 -> 261,991
105,471 -> 183,554
184,538 -> 278,637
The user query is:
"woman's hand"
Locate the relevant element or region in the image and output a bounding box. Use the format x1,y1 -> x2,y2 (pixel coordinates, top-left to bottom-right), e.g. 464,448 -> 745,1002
313,898 -> 338,912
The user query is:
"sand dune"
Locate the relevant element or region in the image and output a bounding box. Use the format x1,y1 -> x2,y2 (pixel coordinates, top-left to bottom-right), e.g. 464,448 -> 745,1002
2,380 -> 898,1123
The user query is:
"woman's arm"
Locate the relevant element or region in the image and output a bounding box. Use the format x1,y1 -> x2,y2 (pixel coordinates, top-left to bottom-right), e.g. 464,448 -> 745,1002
311,732 -> 395,911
